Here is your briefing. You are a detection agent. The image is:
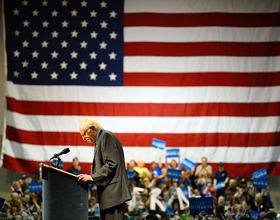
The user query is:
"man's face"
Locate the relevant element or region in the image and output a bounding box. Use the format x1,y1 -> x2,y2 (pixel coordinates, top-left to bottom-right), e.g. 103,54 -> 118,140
79,127 -> 97,144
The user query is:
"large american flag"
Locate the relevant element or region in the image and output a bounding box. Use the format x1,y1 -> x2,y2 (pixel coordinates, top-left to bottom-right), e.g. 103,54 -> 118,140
2,0 -> 280,177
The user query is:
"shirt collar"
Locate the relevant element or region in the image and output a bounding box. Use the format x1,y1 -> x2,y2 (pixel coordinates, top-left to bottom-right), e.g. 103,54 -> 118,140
95,129 -> 102,143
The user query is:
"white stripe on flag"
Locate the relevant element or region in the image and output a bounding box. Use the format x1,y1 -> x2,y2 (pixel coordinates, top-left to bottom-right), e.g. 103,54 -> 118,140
4,140 -> 280,163
125,0 -> 280,13
6,82 -> 280,103
6,111 -> 280,133
124,56 -> 280,73
125,27 -> 280,42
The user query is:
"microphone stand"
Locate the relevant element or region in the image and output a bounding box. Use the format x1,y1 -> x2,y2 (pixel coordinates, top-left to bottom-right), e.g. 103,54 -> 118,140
48,156 -> 61,168
56,156 -> 61,169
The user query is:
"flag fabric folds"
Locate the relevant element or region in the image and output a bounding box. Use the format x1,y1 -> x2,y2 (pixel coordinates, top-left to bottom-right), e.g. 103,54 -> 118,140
2,0 -> 280,177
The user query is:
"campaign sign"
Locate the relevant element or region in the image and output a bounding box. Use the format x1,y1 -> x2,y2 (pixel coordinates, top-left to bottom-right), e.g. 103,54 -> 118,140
166,207 -> 176,215
251,211 -> 262,219
0,197 -> 5,210
216,181 -> 225,189
166,149 -> 180,158
28,182 -> 42,193
152,138 -> 166,150
167,169 -> 182,180
253,168 -> 268,179
189,197 -> 213,215
181,158 -> 197,171
253,178 -> 268,189
53,159 -> 63,170
182,187 -> 189,198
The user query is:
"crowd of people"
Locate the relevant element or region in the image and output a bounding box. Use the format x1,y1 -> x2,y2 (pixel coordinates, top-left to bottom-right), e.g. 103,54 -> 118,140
0,155 -> 278,220
0,175 -> 42,220
122,155 -> 277,220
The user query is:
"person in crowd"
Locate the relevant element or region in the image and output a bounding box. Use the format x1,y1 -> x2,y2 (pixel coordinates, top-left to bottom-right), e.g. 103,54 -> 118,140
150,150 -> 163,179
203,182 -> 216,197
155,166 -> 168,188
67,156 -> 85,175
225,178 -> 240,204
20,175 -> 33,194
160,172 -> 172,194
20,193 -> 32,217
235,204 -> 246,219
6,192 -> 22,211
217,195 -> 226,207
238,178 -> 257,210
165,154 -> 181,170
127,159 -> 140,184
195,157 -> 213,194
29,194 -> 42,218
180,168 -> 196,190
215,204 -> 226,220
227,197 -> 240,213
192,188 -> 202,198
213,162 -> 229,198
161,190 -> 171,210
169,178 -> 180,197
134,160 -> 151,179
77,117 -> 132,220
254,188 -> 274,212
10,180 -> 24,197
88,196 -> 100,217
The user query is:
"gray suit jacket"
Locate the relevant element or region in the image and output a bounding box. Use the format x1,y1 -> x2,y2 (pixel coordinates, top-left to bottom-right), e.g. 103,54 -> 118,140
91,129 -> 131,210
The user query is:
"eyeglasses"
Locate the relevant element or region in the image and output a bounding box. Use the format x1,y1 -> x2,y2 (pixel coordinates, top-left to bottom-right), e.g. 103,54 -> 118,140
81,127 -> 92,139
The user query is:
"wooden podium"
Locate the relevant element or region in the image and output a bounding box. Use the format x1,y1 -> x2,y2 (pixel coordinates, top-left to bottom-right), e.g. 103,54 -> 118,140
41,164 -> 88,220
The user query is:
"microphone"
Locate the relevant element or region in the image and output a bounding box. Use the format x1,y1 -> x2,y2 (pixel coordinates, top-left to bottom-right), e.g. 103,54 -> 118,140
50,148 -> 70,160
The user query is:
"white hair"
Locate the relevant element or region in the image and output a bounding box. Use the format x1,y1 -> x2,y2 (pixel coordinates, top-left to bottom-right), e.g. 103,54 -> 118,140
79,118 -> 102,131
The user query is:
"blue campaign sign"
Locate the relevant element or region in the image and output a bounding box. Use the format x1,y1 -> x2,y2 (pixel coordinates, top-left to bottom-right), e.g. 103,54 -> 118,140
253,178 -> 268,189
181,158 -> 197,171
182,187 -> 189,198
53,159 -> 64,170
189,197 -> 213,215
0,197 -> 5,210
251,211 -> 262,219
152,138 -> 166,150
167,168 -> 182,180
166,149 -> 180,158
216,181 -> 225,189
28,182 -> 43,193
166,206 -> 176,215
253,168 -> 268,179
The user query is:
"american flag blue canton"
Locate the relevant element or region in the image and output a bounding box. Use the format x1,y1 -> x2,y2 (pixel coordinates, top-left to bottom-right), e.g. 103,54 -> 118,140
5,0 -> 124,86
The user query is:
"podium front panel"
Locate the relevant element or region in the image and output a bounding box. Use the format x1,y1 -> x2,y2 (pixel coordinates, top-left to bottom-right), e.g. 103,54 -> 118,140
42,164 -> 88,220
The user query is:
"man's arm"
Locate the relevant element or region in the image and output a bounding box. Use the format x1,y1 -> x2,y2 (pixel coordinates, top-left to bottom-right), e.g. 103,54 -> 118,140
78,133 -> 119,185
158,149 -> 162,168
91,133 -> 120,185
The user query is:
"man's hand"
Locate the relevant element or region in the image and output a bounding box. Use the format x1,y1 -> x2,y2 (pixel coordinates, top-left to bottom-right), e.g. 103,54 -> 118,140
77,174 -> 94,183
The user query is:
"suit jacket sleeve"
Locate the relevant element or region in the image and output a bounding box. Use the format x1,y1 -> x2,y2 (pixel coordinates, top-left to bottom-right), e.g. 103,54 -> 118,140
91,132 -> 120,186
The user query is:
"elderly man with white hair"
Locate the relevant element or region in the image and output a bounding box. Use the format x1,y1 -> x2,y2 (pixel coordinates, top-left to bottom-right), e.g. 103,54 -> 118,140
78,118 -> 131,220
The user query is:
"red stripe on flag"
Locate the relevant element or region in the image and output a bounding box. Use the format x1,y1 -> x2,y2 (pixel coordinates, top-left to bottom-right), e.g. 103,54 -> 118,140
6,97 -> 280,116
2,155 -> 91,174
124,72 -> 280,87
3,154 -> 280,177
6,126 -> 86,146
125,42 -> 280,57
124,12 -> 280,27
6,126 -> 280,147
